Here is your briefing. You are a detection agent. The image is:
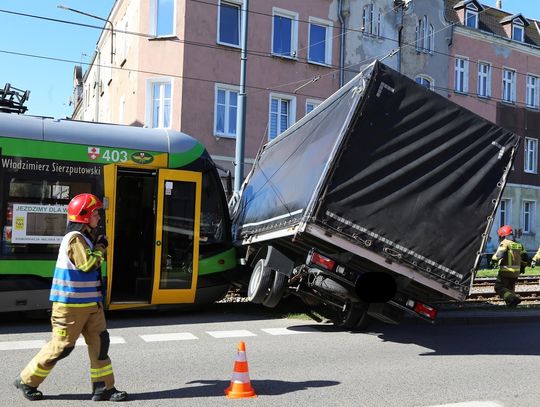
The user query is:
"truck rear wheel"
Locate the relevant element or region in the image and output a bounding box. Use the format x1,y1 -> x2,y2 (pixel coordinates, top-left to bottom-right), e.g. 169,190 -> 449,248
247,259 -> 273,304
333,303 -> 371,331
262,271 -> 287,308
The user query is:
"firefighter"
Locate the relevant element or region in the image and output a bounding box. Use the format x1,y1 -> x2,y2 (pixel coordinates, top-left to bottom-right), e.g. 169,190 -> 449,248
531,246 -> 540,268
491,225 -> 528,308
14,194 -> 128,402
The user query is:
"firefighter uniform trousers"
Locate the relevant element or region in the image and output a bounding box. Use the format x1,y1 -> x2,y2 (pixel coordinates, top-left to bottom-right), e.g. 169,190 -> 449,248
20,302 -> 115,390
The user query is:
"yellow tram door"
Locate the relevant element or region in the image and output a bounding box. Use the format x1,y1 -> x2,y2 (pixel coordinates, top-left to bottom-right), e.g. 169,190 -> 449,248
151,169 -> 202,304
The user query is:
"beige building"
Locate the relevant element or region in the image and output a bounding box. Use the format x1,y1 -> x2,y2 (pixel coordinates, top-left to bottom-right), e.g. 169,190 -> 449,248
72,0 -> 342,176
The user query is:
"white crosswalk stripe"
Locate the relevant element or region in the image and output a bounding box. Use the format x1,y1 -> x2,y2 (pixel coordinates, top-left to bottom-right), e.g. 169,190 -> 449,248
140,333 -> 198,342
206,329 -> 257,338
0,325 -> 320,349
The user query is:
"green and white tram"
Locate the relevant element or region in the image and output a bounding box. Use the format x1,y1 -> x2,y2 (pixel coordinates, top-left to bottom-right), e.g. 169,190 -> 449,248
0,112 -> 236,312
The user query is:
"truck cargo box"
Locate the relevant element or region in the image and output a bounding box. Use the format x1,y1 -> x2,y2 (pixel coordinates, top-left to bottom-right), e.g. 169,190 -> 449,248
231,61 -> 519,327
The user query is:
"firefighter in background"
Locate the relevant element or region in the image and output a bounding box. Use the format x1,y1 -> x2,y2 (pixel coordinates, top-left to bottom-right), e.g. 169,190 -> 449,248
14,194 -> 128,402
531,245 -> 540,268
491,225 -> 528,308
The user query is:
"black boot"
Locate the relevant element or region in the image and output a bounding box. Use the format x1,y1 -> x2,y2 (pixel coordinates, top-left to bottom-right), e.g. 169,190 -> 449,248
508,296 -> 522,308
13,376 -> 44,401
92,382 -> 128,402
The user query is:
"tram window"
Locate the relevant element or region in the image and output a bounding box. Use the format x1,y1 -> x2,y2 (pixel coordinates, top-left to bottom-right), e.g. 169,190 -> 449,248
200,172 -> 229,249
2,178 -> 93,258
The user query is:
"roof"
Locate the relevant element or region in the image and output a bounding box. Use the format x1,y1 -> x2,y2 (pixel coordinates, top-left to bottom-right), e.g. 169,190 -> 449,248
0,112 -> 203,155
445,0 -> 540,47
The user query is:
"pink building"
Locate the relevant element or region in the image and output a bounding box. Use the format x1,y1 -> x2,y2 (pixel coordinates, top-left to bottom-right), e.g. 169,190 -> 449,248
446,0 -> 540,249
72,0 -> 341,176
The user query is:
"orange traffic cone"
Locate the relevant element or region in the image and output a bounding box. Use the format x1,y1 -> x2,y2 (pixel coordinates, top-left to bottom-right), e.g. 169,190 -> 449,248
224,341 -> 257,398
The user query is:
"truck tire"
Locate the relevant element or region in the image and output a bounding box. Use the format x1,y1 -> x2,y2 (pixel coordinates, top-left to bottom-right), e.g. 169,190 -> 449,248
334,303 -> 371,331
262,271 -> 288,308
247,259 -> 273,304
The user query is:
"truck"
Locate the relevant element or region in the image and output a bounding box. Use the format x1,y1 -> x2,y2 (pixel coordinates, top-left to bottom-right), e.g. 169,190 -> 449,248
230,61 -> 519,329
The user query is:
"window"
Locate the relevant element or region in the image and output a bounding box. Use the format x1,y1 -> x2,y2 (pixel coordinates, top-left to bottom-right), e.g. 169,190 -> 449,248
153,0 -> 175,36
512,22 -> 524,42
524,137 -> 538,174
526,75 -> 539,109
272,8 -> 298,58
147,79 -> 172,128
502,69 -> 516,103
308,18 -> 332,65
218,1 -> 241,46
269,94 -> 295,140
416,16 -> 432,53
465,8 -> 478,28
1,170 -> 93,258
214,84 -> 238,138
522,201 -> 535,234
498,199 -> 511,230
454,57 -> 469,93
306,99 -> 321,115
415,76 -> 432,89
362,4 -> 381,36
477,62 -> 491,98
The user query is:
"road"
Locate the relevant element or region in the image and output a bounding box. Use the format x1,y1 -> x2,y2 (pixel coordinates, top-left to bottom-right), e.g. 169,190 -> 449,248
0,307 -> 539,407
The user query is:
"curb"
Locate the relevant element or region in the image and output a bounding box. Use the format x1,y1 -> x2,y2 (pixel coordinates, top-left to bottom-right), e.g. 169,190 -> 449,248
404,306 -> 540,326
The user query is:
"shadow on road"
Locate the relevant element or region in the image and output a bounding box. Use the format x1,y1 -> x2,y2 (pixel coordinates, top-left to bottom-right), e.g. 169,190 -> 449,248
129,379 -> 339,400
373,321 -> 540,356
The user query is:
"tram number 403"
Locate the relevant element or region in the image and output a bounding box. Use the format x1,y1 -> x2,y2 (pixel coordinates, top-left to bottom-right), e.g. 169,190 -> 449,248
102,149 -> 128,162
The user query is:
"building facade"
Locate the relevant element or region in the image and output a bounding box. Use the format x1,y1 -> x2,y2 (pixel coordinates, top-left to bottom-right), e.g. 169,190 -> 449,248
446,0 -> 540,251
72,0 -> 342,177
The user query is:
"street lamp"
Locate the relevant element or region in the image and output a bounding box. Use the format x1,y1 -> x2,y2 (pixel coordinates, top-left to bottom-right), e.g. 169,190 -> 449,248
57,4 -> 114,64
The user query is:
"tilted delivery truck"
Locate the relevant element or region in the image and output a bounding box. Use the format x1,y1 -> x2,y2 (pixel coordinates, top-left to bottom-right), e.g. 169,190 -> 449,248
230,61 -> 519,329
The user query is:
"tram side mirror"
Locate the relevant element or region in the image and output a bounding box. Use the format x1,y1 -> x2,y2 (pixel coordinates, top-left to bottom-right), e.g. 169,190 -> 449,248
102,197 -> 109,209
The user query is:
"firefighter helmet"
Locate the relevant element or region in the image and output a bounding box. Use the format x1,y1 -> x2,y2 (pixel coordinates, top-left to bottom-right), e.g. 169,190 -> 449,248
497,225 -> 513,237
67,193 -> 102,224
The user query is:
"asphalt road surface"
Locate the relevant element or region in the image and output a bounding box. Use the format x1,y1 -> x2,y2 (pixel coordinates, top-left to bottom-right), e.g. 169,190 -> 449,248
0,307 -> 539,406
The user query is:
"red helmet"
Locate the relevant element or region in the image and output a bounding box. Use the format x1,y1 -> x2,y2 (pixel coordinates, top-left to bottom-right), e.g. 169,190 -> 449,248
497,225 -> 513,237
67,193 -> 102,224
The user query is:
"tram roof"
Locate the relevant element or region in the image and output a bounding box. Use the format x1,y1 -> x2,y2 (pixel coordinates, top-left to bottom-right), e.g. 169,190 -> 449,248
0,112 -> 203,154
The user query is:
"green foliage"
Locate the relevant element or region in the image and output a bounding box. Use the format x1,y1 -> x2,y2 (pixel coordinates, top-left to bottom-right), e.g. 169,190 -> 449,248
476,267 -> 540,278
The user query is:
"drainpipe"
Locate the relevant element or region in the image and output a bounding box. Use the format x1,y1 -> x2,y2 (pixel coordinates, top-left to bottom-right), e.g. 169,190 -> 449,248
338,0 -> 350,87
94,49 -> 100,122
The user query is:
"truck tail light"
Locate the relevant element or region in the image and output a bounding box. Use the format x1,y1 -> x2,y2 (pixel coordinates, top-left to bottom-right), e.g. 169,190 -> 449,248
414,302 -> 438,320
308,250 -> 336,272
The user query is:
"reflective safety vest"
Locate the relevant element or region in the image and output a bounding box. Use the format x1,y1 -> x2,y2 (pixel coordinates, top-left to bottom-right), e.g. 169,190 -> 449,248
49,231 -> 102,303
492,239 -> 524,274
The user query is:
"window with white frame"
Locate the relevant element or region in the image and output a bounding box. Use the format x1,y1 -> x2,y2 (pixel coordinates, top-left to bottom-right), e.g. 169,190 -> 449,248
524,137 -> 538,173
306,99 -> 321,115
147,79 -> 172,128
214,84 -> 238,138
416,18 -> 424,51
416,16 -> 432,53
498,199 -> 511,229
415,75 -> 432,89
272,8 -> 298,58
512,21 -> 524,42
362,4 -> 381,36
218,0 -> 241,47
465,6 -> 478,28
454,57 -> 468,93
502,68 -> 516,103
477,62 -> 491,98
522,200 -> 535,234
269,94 -> 295,140
152,0 -> 175,37
308,18 -> 332,65
526,74 -> 539,109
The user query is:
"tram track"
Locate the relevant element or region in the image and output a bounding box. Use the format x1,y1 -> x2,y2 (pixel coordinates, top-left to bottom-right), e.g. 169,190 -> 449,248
468,276 -> 540,304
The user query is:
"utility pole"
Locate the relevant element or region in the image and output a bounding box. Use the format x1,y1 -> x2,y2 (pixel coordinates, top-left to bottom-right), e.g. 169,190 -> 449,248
234,0 -> 249,193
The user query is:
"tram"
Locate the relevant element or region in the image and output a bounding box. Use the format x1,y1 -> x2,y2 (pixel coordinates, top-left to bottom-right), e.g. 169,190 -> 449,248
0,112 -> 236,312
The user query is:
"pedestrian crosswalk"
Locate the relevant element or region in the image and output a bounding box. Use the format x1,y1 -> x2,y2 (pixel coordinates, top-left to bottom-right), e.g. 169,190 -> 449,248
0,326 -> 316,350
